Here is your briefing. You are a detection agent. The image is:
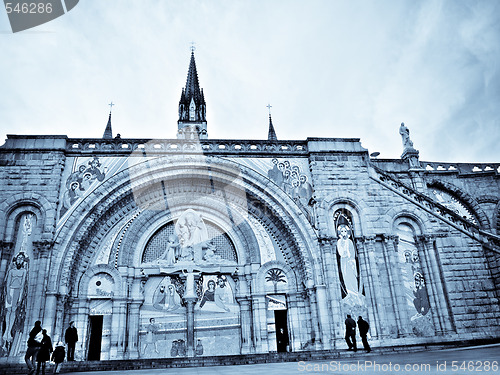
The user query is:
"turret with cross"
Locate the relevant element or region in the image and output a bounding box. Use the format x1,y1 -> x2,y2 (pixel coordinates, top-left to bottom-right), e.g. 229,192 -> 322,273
177,45 -> 207,140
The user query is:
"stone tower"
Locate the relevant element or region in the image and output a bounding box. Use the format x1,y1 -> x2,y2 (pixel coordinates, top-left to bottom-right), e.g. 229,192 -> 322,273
177,51 -> 207,140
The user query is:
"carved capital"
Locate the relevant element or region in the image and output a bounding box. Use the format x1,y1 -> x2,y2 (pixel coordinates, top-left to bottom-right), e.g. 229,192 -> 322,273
33,240 -> 54,257
318,236 -> 335,246
0,241 -> 14,260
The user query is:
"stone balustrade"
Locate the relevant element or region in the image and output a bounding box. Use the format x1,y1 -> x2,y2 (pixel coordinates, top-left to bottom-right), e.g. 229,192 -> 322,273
66,138 -> 308,155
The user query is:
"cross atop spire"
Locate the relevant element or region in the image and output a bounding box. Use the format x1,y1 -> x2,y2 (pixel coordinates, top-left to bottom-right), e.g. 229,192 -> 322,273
266,103 -> 272,116
108,101 -> 115,113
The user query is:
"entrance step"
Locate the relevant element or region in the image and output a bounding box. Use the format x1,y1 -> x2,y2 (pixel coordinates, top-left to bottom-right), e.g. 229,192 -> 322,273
2,338 -> 499,374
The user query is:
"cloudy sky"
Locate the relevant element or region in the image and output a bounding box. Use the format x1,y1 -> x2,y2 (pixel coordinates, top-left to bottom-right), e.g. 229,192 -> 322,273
0,0 -> 498,162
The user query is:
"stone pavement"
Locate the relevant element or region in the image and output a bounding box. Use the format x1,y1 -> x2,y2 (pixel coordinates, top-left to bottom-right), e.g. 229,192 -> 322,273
62,344 -> 500,375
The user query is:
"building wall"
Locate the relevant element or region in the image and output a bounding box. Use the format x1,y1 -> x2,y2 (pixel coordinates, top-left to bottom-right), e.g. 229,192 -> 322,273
0,136 -> 499,362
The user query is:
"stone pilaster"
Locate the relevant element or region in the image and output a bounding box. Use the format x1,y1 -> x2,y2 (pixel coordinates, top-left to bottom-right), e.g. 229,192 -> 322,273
364,236 -> 390,337
125,301 -> 142,359
32,241 -> 53,324
110,298 -> 127,359
318,237 -> 342,344
384,235 -> 411,336
415,235 -> 443,334
355,236 -> 379,338
236,296 -> 252,354
286,292 -> 302,351
306,286 -> 322,350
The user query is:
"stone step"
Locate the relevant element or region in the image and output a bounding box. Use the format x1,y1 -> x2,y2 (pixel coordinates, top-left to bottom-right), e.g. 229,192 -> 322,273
2,339 -> 499,374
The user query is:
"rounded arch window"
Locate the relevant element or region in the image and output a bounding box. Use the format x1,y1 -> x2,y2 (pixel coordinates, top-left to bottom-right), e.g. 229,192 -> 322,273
141,221 -> 237,264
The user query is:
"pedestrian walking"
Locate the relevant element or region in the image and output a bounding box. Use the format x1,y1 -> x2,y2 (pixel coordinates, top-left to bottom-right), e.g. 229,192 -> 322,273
51,342 -> 65,374
25,321 -> 43,375
357,316 -> 371,353
345,314 -> 357,352
64,321 -> 78,361
36,330 -> 53,375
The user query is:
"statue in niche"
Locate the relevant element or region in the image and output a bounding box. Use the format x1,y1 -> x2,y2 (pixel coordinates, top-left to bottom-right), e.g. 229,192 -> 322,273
2,252 -> 29,349
412,272 -> 430,319
335,214 -> 364,309
399,122 -> 414,150
175,209 -> 208,263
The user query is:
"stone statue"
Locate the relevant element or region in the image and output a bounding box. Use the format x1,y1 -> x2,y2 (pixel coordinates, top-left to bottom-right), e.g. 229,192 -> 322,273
175,209 -> 208,263
3,252 -> 28,347
399,122 -> 414,150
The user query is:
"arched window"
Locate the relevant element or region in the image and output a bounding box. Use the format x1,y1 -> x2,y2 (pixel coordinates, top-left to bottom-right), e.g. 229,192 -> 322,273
395,221 -> 432,326
333,210 -> 364,305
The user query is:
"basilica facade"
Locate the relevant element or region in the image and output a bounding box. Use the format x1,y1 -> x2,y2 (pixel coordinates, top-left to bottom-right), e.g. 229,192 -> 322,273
0,52 -> 499,362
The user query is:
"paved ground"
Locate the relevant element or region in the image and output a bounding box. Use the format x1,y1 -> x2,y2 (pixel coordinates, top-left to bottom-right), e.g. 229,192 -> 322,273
63,344 -> 500,375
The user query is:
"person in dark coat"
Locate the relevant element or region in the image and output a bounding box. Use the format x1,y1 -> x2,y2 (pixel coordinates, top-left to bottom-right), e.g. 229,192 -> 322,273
357,316 -> 371,353
64,321 -> 78,361
344,314 -> 357,352
36,330 -> 53,375
25,321 -> 43,375
51,342 -> 65,374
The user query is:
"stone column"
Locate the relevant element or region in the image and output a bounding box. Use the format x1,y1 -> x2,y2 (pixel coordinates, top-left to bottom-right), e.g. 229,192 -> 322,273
184,298 -> 197,357
306,286 -> 322,350
254,294 -> 269,353
236,297 -> 252,354
75,298 -> 89,361
110,298 -> 126,359
380,235 -> 405,336
126,301 -> 142,359
385,235 -> 412,336
52,293 -> 67,343
415,235 -> 442,334
355,237 -> 379,338
318,237 -> 342,344
365,236 -> 390,337
287,292 -> 302,351
251,295 -> 262,352
32,241 -> 52,324
314,284 -> 332,349
43,292 -> 58,337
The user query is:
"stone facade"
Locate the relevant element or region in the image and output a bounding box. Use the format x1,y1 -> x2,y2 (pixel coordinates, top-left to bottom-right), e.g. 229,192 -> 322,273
0,54 -> 499,362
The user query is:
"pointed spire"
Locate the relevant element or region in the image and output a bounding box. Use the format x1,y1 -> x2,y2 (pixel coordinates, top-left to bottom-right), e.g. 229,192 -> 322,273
103,112 -> 112,139
266,104 -> 277,141
268,114 -> 277,141
178,48 -> 207,140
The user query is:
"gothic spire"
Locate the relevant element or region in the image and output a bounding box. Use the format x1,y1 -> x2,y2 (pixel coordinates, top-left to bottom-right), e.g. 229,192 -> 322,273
102,112 -> 112,139
268,114 -> 277,141
177,50 -> 207,140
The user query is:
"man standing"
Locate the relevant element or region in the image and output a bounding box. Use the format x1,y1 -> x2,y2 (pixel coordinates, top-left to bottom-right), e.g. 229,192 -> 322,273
357,316 -> 371,353
65,321 -> 78,361
344,314 -> 357,352
25,321 -> 42,375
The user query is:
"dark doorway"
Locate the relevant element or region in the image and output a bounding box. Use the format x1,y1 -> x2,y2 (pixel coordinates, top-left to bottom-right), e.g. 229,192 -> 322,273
274,309 -> 289,352
87,315 -> 103,361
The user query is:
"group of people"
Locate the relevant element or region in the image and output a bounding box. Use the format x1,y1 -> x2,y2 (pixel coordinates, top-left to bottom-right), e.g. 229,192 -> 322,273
344,315 -> 371,353
25,320 -> 78,375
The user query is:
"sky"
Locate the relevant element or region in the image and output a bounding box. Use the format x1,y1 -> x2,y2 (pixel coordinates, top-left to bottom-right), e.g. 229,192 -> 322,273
0,0 -> 499,163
